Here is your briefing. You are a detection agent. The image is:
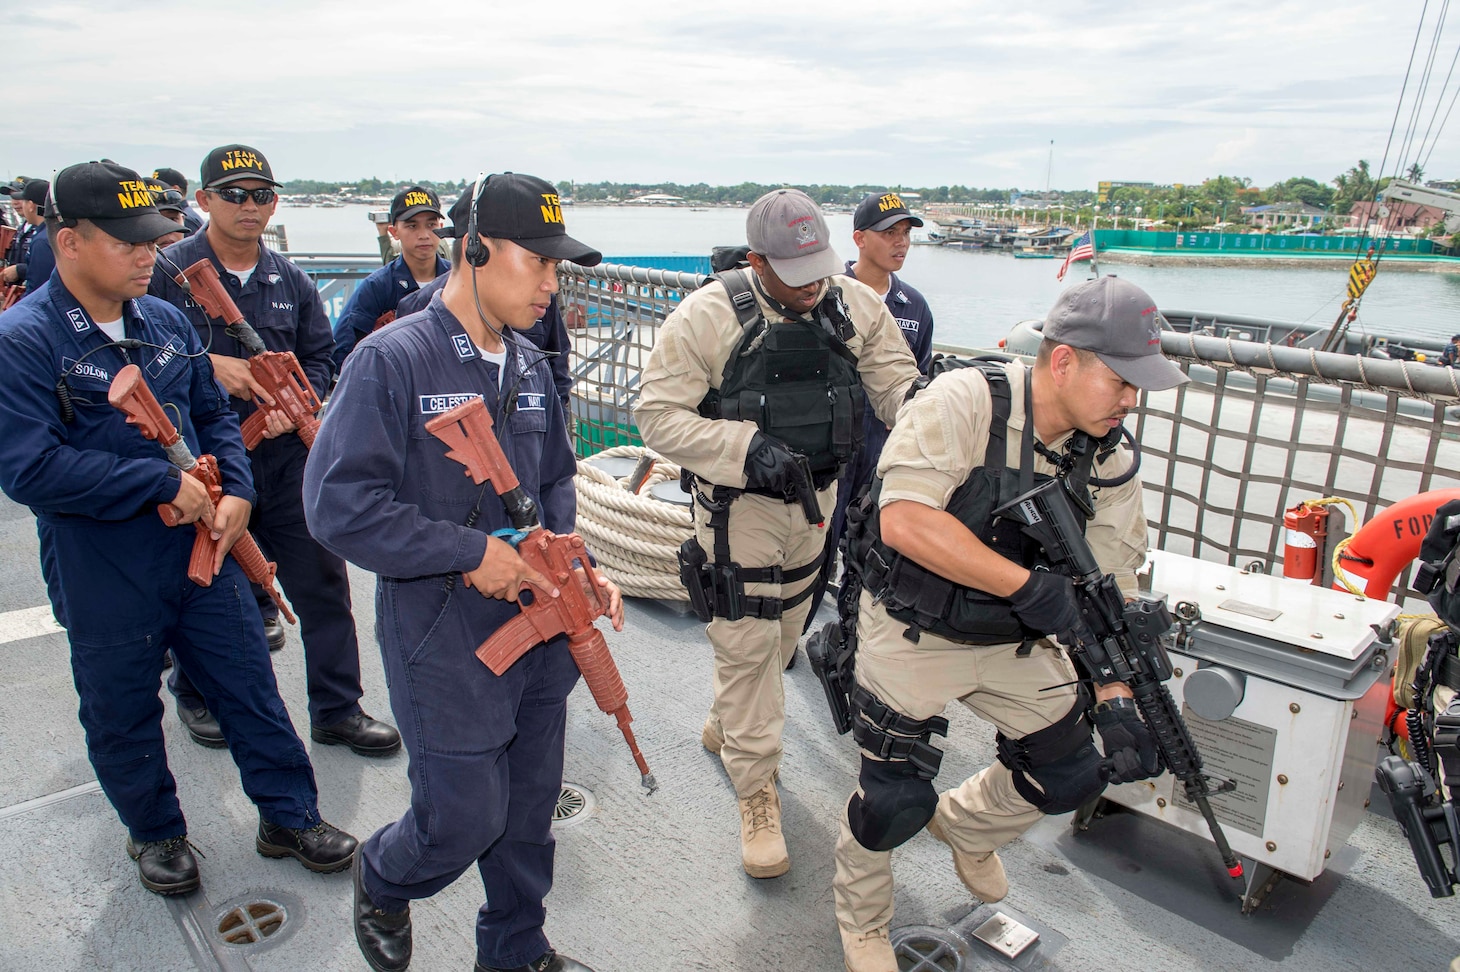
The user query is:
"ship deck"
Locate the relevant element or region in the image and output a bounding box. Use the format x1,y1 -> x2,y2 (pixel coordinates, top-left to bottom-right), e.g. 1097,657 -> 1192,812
1,485 -> 1458,972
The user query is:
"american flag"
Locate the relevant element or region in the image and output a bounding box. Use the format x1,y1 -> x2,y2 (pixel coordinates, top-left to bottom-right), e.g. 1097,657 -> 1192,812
1056,231 -> 1095,281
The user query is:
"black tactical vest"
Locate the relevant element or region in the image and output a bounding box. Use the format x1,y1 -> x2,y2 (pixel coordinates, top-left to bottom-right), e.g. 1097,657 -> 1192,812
852,359 -> 1095,644
697,270 -> 864,479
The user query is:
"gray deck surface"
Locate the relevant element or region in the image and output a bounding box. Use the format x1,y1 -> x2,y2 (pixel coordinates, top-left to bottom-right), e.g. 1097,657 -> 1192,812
1,488 -> 1457,972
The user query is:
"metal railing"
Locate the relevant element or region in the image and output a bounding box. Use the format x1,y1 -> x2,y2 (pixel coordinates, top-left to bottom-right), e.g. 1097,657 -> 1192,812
556,261 -> 1460,603
558,261 -> 707,456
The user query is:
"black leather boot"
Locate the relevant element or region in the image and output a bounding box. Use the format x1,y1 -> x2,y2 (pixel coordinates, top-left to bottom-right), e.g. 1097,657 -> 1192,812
256,818 -> 358,873
312,711 -> 403,757
475,949 -> 596,972
263,617 -> 286,652
176,702 -> 226,749
354,853 -> 411,972
126,835 -> 200,895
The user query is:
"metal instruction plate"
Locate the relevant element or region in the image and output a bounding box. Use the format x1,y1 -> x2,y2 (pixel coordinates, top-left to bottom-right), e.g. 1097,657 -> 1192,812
971,911 -> 1039,959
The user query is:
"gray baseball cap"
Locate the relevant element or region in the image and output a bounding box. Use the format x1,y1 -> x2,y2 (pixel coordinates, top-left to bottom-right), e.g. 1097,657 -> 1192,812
746,188 -> 842,287
1043,276 -> 1188,391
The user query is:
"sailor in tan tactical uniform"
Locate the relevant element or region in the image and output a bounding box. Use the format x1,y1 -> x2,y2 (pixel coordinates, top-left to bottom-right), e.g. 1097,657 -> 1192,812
826,277 -> 1189,971
635,189 -> 921,878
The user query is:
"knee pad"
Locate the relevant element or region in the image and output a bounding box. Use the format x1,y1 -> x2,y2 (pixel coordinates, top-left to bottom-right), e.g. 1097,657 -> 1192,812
1002,732 -> 1107,815
847,755 -> 938,852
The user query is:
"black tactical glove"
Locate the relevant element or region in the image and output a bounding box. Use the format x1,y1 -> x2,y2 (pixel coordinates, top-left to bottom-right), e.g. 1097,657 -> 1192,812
1008,569 -> 1086,643
1092,697 -> 1161,783
743,432 -> 804,495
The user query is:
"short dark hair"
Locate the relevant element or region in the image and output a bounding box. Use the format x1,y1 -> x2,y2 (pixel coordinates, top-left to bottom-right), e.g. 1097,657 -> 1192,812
1036,338 -> 1098,367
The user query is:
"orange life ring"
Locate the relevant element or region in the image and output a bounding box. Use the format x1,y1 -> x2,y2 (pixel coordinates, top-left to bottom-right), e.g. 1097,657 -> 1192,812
1331,488 -> 1460,599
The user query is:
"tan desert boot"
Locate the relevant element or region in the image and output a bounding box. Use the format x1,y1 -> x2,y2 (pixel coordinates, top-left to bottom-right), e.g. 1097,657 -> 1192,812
839,923 -> 897,972
739,782 -> 790,878
926,813 -> 1008,902
702,714 -> 723,755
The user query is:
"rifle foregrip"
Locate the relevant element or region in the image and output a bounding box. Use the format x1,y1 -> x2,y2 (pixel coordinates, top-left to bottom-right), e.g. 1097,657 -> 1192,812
1135,682 -> 1205,781
297,416 -> 319,449
568,627 -> 629,713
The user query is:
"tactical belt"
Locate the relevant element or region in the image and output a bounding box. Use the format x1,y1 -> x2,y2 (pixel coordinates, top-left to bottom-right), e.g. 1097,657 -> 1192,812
850,684 -> 949,779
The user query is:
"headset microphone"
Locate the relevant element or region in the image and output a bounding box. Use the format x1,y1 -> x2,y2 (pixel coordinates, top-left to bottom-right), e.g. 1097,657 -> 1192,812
464,172 -> 489,268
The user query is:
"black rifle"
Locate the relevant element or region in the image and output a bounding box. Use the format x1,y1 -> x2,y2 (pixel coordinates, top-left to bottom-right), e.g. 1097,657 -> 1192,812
994,477 -> 1245,880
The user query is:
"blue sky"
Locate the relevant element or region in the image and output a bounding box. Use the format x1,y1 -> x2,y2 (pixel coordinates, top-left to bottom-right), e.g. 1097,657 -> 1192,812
8,0 -> 1451,191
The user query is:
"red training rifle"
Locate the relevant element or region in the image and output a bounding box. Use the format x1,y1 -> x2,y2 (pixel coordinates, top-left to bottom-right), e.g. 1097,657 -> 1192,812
166,257 -> 321,450
424,397 -> 656,793
108,364 -> 295,625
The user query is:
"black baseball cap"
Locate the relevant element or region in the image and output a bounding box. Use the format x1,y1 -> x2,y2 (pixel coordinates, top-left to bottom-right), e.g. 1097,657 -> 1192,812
152,167 -> 188,192
200,144 -> 281,189
1043,276 -> 1188,391
854,191 -> 924,232
0,178 -> 30,196
441,173 -> 600,265
390,185 -> 443,223
49,162 -> 184,243
10,179 -> 49,205
145,178 -> 188,214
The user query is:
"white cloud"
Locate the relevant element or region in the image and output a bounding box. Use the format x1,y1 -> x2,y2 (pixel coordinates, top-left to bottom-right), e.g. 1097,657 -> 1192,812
4,0 -> 1452,189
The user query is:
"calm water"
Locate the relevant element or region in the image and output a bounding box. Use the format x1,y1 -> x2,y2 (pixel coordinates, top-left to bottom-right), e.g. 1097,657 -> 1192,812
275,203 -> 1460,349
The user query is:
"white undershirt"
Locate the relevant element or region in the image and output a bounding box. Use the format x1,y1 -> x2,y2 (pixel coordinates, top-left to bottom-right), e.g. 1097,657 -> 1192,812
97,318 -> 125,342
227,264 -> 257,286
476,344 -> 507,386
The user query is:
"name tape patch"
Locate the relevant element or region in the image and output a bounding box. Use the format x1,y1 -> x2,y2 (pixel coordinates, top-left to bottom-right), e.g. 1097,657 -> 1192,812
419,392 -> 481,415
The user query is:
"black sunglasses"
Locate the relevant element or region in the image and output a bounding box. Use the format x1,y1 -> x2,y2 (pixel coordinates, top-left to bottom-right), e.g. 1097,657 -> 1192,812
153,188 -> 185,206
206,186 -> 277,206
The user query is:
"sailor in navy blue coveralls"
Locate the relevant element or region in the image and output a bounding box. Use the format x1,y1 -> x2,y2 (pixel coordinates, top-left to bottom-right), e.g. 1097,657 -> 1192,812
331,186 -> 451,371
305,171 -> 613,972
148,144 -> 395,756
331,250 -> 450,369
0,254 -> 321,871
148,228 -> 378,728
307,295 -> 577,965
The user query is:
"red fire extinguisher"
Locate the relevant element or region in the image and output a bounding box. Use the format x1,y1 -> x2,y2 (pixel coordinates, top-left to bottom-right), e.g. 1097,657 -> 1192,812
1283,501 -> 1330,584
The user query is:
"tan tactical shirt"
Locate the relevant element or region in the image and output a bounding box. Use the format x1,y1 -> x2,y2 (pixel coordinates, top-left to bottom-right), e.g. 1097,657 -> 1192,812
878,360 -> 1148,596
635,269 -> 921,488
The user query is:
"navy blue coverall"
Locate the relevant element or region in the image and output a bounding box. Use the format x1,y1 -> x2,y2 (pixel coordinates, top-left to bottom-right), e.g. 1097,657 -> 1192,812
20,226 -> 53,303
830,263 -> 935,542
331,253 -> 451,371
4,220 -> 37,277
303,293 -> 581,968
150,232 -> 366,727
398,276 -> 574,411
0,277 -> 320,840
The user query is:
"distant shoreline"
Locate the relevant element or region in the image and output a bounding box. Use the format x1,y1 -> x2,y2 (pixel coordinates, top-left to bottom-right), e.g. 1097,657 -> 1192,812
1094,248 -> 1460,273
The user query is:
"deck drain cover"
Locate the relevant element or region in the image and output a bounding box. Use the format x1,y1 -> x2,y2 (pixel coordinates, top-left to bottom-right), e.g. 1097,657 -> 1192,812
552,782 -> 596,828
890,924 -> 965,971
209,890 -> 304,954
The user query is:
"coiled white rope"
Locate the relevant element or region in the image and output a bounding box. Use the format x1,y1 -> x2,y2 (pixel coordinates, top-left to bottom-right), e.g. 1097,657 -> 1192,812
575,445 -> 692,600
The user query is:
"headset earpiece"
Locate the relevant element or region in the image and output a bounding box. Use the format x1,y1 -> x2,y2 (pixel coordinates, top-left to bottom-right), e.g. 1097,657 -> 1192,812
464,171 -> 489,268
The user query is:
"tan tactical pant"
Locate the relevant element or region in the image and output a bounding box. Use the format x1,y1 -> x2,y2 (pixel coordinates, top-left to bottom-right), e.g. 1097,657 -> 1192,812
695,485 -> 835,797
833,591 -> 1083,933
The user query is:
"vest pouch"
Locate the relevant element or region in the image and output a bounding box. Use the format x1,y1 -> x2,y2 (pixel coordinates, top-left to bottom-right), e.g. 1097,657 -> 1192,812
764,325 -> 830,382
762,386 -> 834,464
830,384 -> 865,461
